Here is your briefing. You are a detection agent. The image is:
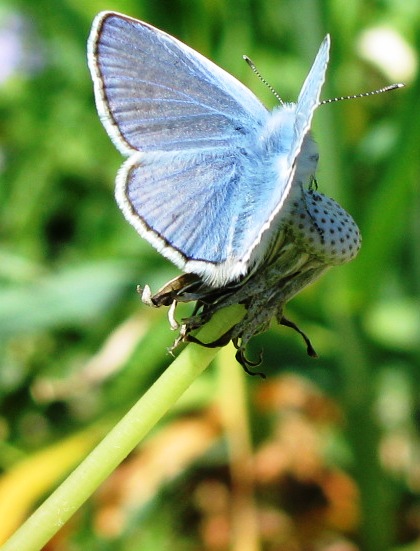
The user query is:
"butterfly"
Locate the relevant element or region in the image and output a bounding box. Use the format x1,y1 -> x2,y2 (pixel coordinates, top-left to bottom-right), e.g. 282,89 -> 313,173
88,11 -> 329,287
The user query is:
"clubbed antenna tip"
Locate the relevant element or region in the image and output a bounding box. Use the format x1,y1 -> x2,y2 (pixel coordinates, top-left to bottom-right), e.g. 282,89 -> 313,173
243,54 -> 284,105
319,82 -> 405,106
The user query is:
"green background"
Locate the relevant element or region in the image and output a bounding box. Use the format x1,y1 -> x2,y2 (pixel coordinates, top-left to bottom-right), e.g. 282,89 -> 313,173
0,0 -> 419,550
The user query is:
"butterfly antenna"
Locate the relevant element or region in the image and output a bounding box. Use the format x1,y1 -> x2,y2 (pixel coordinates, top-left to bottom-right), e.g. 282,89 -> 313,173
319,82 -> 404,106
243,55 -> 284,105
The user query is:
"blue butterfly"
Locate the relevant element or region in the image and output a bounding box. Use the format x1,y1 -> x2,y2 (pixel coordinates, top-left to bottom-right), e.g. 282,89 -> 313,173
88,12 -> 329,287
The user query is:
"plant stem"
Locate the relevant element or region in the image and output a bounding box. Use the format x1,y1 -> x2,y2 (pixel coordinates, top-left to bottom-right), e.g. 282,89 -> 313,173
0,304 -> 245,551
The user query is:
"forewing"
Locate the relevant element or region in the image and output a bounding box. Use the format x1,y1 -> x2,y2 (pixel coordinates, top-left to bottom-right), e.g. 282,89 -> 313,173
88,11 -> 268,155
291,35 -> 330,163
239,36 -> 330,266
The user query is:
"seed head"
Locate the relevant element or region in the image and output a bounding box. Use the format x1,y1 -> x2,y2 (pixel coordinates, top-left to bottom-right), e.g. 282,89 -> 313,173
288,190 -> 361,265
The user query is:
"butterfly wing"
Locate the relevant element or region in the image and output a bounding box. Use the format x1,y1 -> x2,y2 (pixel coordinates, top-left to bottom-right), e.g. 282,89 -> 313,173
88,12 -> 330,286
293,34 -> 330,159
116,148 -> 255,284
223,35 -> 331,272
88,12 -> 268,155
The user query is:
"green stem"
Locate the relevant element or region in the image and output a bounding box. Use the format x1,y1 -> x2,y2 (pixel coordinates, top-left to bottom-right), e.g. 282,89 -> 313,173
0,304 -> 245,551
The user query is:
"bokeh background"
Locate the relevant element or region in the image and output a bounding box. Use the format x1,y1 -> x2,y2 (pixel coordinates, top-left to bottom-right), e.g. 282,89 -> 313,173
0,0 -> 419,550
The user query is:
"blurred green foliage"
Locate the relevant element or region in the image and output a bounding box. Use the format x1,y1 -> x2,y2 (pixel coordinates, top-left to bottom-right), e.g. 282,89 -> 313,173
0,0 -> 419,550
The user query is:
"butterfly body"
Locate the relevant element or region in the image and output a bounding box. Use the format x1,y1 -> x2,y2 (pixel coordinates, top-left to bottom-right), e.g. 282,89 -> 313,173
88,12 -> 329,286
